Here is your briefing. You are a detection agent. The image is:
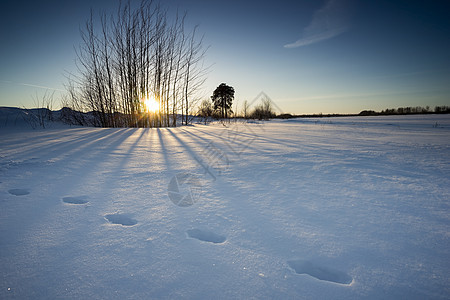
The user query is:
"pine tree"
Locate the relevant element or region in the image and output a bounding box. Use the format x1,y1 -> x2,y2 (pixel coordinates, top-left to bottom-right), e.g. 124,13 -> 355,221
211,83 -> 234,119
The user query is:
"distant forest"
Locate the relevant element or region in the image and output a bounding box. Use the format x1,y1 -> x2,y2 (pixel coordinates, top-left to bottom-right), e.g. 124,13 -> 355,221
276,105 -> 450,119
358,105 -> 450,116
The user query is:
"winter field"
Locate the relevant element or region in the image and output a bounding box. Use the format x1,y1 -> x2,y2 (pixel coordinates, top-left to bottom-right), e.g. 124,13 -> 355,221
1,112 -> 449,299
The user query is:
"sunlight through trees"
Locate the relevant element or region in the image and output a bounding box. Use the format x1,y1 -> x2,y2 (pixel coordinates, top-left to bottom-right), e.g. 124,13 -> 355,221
65,0 -> 207,128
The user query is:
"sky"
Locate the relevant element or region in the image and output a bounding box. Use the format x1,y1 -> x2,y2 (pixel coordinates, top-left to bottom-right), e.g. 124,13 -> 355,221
1,0 -> 449,114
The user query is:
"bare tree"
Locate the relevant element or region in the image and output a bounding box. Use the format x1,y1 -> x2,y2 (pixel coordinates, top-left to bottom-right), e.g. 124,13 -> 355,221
22,91 -> 55,129
242,100 -> 249,119
250,96 -> 275,120
66,0 -> 207,128
197,99 -> 213,124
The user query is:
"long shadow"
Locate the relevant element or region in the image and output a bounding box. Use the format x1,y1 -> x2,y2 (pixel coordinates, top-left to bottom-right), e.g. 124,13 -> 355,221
193,124 -> 300,152
176,128 -> 240,171
46,128 -> 134,164
1,128 -> 138,254
179,127 -> 261,158
168,127 -> 309,257
105,128 -> 147,176
52,128 -> 135,177
4,128 -> 105,153
0,127 -> 90,148
186,125 -> 265,154
168,128 -> 236,182
36,130 -> 149,294
178,128 -> 217,147
173,128 -> 303,257
165,128 -> 198,159
3,128 -> 119,162
190,124 -> 261,141
57,127 -> 145,218
165,128 -> 207,172
157,128 -> 173,172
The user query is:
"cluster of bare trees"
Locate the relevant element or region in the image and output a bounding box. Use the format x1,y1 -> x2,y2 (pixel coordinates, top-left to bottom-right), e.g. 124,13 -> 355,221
197,89 -> 279,122
65,0 -> 206,127
21,91 -> 55,129
248,97 -> 276,120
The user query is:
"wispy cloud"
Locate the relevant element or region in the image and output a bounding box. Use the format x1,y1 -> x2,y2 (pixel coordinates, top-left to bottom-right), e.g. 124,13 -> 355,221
0,80 -> 65,92
284,0 -> 350,49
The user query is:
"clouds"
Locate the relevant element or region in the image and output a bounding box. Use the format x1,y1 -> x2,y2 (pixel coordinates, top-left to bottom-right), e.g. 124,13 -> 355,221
284,0 -> 350,48
0,80 -> 65,92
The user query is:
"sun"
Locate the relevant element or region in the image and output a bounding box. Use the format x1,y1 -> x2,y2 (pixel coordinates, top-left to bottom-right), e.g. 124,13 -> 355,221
142,96 -> 160,113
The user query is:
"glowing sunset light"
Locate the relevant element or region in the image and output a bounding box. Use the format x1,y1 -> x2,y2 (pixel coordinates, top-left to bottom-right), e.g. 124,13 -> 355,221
142,96 -> 160,113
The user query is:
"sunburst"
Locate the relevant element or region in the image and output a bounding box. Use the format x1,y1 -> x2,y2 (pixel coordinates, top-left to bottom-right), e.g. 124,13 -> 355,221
142,96 -> 159,113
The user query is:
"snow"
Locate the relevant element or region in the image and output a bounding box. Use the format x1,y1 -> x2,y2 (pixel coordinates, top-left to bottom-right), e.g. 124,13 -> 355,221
1,113 -> 449,299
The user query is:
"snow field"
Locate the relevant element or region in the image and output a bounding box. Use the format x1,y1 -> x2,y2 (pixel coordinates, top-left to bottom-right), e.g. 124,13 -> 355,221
1,114 -> 449,299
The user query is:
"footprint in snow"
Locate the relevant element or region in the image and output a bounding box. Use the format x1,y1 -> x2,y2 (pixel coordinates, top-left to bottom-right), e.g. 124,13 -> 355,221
186,229 -> 226,244
104,213 -> 137,226
62,196 -> 89,205
287,259 -> 352,285
8,189 -> 30,196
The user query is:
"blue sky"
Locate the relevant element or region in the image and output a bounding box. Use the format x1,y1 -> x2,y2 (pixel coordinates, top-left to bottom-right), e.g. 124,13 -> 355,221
1,0 -> 449,114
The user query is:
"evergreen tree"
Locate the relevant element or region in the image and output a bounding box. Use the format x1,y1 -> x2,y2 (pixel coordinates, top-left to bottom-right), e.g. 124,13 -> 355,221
211,83 -> 234,118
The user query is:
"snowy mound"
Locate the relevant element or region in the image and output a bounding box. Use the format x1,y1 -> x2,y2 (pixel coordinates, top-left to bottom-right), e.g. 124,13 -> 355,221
0,107 -> 77,131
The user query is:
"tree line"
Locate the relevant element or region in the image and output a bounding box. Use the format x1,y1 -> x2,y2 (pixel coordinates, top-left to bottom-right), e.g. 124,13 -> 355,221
359,105 -> 450,116
64,0 -> 207,128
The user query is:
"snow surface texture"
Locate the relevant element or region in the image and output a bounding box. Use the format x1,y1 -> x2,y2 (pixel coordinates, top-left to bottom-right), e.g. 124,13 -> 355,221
1,115 -> 449,299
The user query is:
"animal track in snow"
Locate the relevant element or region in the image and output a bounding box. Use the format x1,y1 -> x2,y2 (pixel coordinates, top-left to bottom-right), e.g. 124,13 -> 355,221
104,213 -> 137,226
287,260 -> 352,285
186,229 -> 226,244
62,196 -> 89,204
8,189 -> 30,196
